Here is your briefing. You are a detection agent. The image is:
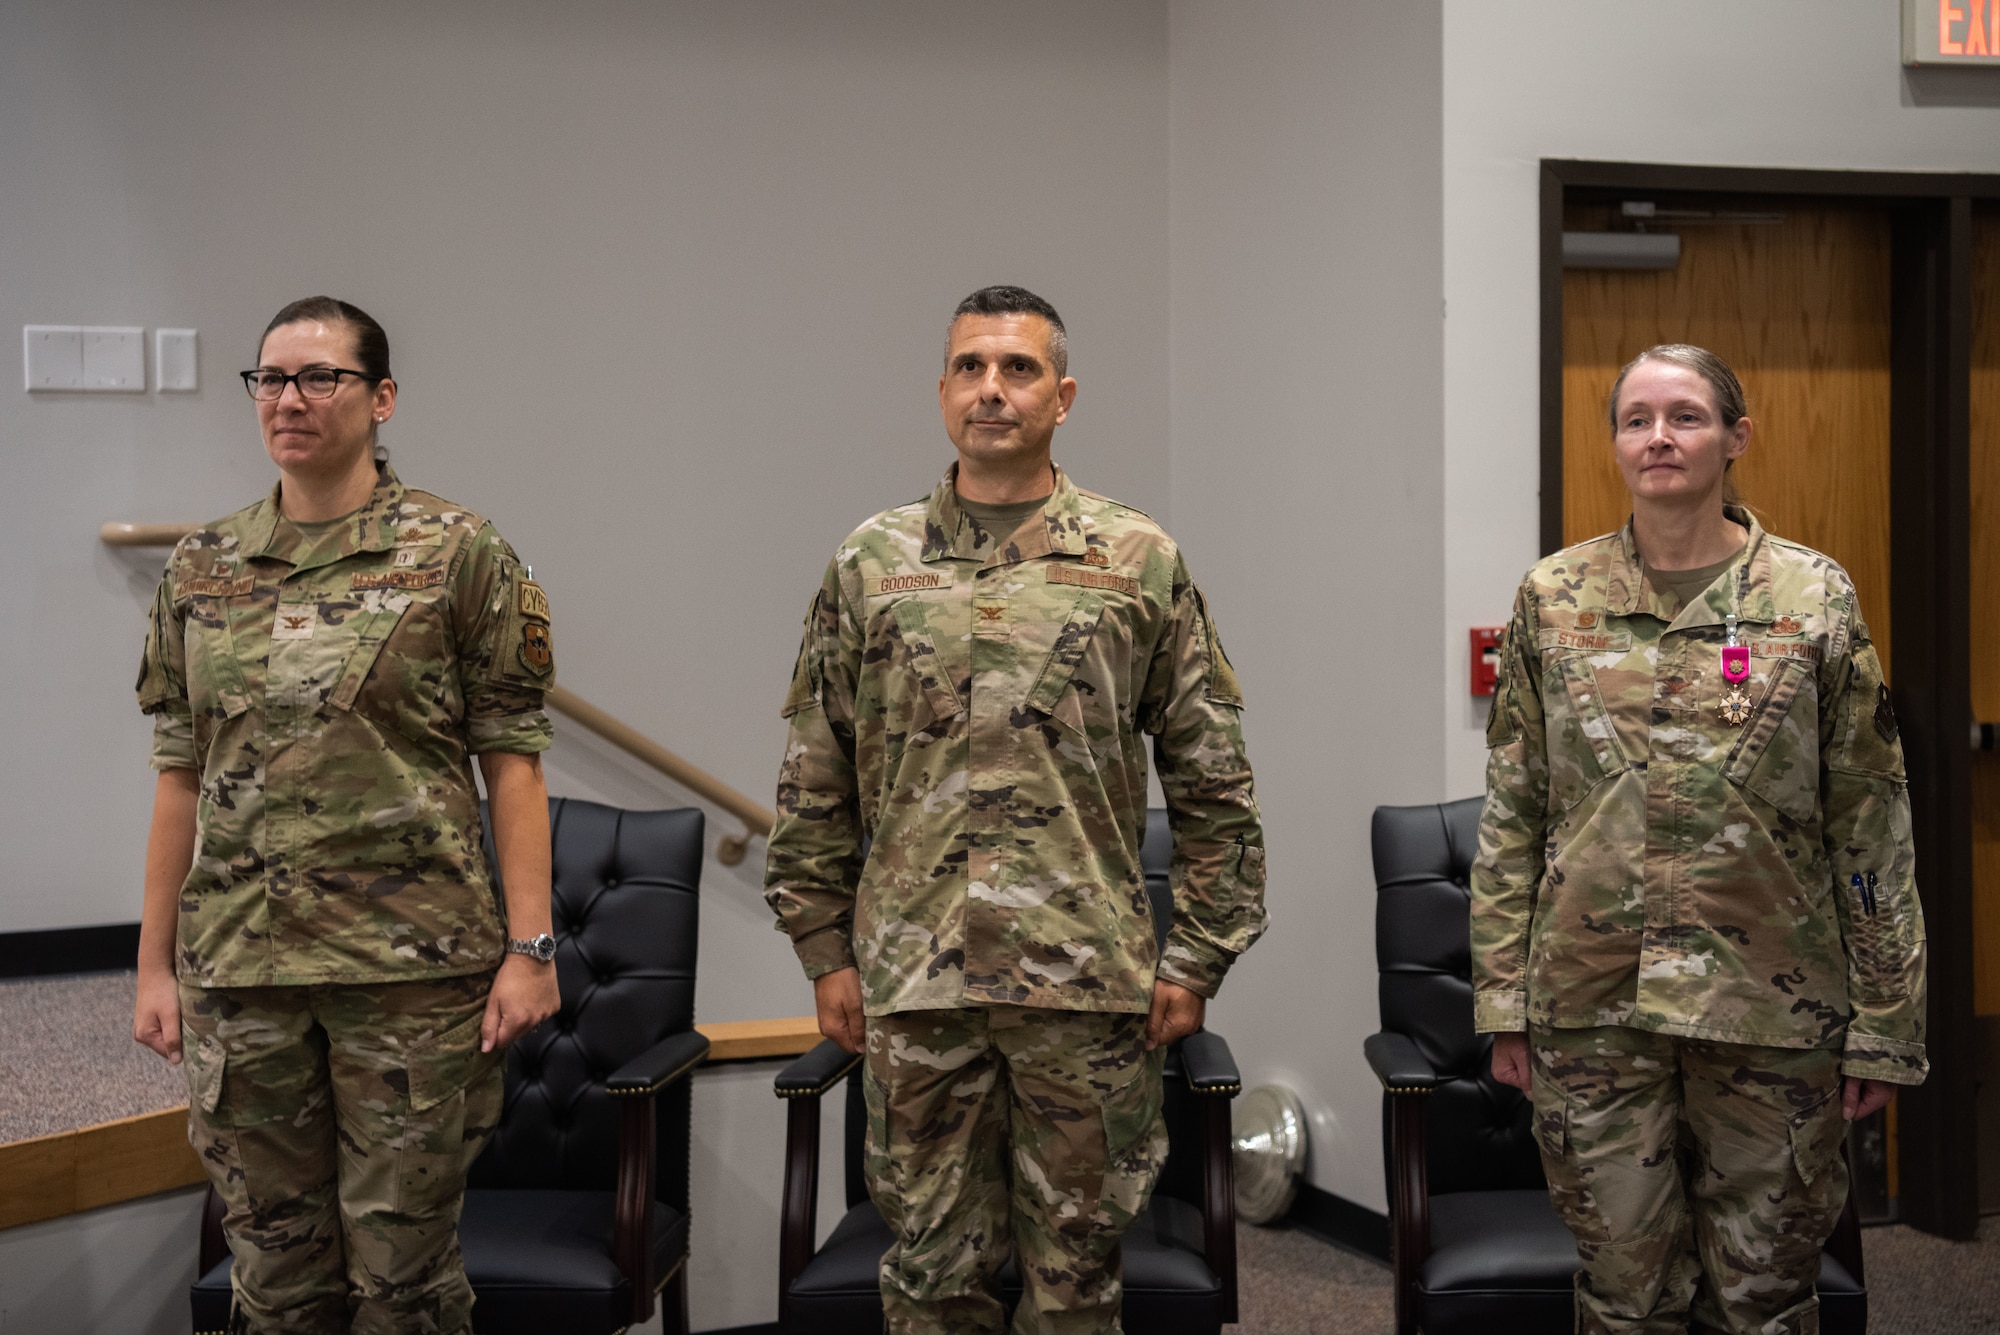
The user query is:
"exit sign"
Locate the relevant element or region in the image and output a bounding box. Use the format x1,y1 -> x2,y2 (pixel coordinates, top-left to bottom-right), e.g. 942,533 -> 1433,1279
1905,0 -> 2000,64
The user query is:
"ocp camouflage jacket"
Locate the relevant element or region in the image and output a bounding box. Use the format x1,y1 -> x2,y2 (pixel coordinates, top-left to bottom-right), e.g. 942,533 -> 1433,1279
137,464 -> 555,988
764,464 -> 1267,1017
1472,508 -> 1927,1083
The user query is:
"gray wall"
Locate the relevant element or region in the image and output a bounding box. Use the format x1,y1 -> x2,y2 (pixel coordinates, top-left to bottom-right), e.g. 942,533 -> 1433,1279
1169,0 -> 1445,1212
0,0 -> 1171,962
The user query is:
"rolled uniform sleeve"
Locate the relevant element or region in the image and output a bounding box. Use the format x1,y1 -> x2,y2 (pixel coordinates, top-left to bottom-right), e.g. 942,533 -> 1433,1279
1470,583 -> 1550,1033
1819,607 -> 1928,1084
1142,559 -> 1267,1000
452,524 -> 555,755
136,563 -> 196,772
764,564 -> 866,980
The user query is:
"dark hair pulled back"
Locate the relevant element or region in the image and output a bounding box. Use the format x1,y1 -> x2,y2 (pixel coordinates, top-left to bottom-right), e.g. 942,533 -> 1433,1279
258,296 -> 392,382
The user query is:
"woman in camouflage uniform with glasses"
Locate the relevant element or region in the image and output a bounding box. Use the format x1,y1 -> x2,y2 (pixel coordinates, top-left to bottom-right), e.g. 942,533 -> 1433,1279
132,297 -> 561,1334
1473,344 -> 1927,1335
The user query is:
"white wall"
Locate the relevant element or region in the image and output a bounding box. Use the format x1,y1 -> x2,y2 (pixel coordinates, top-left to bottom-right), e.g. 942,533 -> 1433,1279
1169,1 -> 1445,1212
1442,0 -> 2000,796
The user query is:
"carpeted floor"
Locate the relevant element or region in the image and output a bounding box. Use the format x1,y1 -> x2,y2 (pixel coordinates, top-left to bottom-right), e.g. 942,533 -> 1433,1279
1233,1217 -> 2000,1334
0,970 -> 186,1141
5,972 -> 1996,1332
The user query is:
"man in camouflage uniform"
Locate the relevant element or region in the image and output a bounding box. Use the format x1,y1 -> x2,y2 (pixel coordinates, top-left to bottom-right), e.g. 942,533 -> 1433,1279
765,285 -> 1266,1334
134,301 -> 559,1334
1474,503 -> 1927,1334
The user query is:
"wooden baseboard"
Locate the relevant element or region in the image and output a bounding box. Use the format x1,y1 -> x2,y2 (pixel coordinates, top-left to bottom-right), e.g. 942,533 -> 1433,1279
0,1016 -> 822,1233
0,1107 -> 204,1231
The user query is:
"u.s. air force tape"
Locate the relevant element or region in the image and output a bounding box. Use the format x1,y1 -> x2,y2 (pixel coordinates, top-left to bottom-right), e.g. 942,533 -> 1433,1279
1047,564 -> 1138,597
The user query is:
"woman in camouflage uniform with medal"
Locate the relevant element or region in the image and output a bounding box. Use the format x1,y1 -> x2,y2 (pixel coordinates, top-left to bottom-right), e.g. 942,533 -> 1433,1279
1473,345 -> 1928,1335
131,297 -> 561,1334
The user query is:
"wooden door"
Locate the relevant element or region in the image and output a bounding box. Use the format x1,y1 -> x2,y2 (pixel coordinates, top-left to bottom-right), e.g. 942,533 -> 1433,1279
1970,211 -> 2000,1211
1971,214 -> 2000,1024
1561,201 -> 1894,671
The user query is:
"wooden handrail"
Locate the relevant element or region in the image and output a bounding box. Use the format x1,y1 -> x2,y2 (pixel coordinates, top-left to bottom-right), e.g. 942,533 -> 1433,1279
543,685 -> 774,865
100,521 -> 198,548
98,521 -> 776,867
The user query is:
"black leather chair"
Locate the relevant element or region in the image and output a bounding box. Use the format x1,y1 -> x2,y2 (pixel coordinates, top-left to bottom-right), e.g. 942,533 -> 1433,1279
1364,798 -> 1866,1335
771,809 -> 1243,1334
193,798 -> 710,1335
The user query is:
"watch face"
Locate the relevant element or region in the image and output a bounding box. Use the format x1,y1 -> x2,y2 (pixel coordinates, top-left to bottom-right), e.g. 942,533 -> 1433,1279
534,933 -> 557,962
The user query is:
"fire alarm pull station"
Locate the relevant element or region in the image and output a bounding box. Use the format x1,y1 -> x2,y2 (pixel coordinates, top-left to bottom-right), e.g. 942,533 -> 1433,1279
1470,627 -> 1504,696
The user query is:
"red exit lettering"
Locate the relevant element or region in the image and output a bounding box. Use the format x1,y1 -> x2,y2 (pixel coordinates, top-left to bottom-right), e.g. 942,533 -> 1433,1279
1938,0 -> 2000,55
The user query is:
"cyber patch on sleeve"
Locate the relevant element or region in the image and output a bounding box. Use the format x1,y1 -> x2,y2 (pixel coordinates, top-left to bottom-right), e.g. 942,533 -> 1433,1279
518,579 -> 550,622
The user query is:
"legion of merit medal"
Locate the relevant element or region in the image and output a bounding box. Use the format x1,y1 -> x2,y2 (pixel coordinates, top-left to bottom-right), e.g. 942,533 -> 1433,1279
1719,613 -> 1752,726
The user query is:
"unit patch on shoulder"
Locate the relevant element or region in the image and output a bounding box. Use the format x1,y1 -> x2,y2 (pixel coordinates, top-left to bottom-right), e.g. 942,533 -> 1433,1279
1875,683 -> 1899,743
1047,564 -> 1139,597
517,579 -> 550,622
520,622 -> 554,674
865,572 -> 951,597
352,568 -> 445,591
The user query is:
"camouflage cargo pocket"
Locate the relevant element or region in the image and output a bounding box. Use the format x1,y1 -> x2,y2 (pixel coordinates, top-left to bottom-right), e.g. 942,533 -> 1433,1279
1024,590 -> 1106,737
184,1033 -> 227,1116
346,590 -> 454,743
888,598 -> 965,744
1722,658 -> 1819,823
1095,1048 -> 1167,1229
1547,656 -> 1631,811
1786,1088 -> 1846,1190
398,1010 -> 499,1216
335,592 -> 447,744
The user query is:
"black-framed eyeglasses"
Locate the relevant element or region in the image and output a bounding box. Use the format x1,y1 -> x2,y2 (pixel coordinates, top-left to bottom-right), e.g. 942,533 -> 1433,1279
239,367 -> 378,401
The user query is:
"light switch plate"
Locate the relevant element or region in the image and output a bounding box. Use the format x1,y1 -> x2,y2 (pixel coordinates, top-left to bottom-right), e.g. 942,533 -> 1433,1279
24,326 -> 84,391
157,328 -> 197,392
82,326 -> 145,391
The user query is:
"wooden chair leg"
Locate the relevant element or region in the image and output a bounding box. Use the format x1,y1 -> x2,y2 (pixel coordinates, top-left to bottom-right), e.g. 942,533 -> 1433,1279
659,1259 -> 690,1335
198,1183 -> 228,1275
1387,1091 -> 1432,1335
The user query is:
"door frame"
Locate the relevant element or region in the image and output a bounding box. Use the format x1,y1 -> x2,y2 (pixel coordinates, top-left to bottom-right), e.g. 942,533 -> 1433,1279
1539,159 -> 1991,1241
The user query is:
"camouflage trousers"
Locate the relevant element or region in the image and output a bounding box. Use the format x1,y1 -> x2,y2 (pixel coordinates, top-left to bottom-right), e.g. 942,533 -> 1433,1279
863,1006 -> 1169,1335
179,973 -> 502,1335
1529,1025 -> 1849,1335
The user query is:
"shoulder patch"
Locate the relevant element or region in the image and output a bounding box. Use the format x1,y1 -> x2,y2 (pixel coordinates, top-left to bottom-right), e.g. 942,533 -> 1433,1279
518,579 -> 550,622
1874,684 -> 1898,743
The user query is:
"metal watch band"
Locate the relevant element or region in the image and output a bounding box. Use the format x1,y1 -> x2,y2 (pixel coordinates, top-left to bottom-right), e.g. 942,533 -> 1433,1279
506,933 -> 557,963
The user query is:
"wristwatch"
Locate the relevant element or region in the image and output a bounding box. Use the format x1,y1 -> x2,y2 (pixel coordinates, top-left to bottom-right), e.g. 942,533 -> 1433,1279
506,933 -> 558,964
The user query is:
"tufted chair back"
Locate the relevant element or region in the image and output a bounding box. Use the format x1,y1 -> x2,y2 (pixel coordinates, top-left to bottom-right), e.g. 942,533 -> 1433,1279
470,798 -> 704,1210
1372,798 -> 1543,1196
